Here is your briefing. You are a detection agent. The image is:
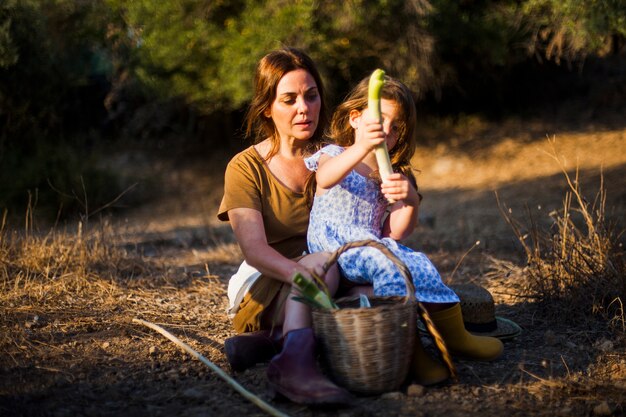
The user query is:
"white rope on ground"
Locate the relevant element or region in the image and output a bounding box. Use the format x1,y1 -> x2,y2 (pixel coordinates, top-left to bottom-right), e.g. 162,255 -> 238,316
132,318 -> 291,417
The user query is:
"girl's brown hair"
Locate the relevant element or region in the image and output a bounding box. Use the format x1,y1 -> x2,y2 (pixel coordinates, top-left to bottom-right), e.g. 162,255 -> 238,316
245,47 -> 328,159
328,75 -> 418,183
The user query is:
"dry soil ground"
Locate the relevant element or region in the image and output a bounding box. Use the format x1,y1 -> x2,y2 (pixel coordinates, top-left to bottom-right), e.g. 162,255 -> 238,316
1,115 -> 625,416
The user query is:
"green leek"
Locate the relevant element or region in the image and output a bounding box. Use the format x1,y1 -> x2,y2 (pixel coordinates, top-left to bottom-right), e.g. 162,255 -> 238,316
292,272 -> 338,309
368,69 -> 394,181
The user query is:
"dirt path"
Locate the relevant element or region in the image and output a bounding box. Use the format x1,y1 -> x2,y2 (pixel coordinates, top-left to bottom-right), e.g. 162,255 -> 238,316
3,229 -> 622,417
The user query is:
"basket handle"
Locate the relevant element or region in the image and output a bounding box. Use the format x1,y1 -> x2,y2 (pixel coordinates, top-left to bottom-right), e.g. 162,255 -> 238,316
322,239 -> 416,304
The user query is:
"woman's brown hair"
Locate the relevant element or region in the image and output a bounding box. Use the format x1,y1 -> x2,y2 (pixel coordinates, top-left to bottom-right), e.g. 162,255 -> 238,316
245,47 -> 328,159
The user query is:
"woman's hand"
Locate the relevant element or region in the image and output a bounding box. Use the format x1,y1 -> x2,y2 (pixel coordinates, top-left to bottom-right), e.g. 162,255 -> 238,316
296,251 -> 332,279
296,251 -> 340,297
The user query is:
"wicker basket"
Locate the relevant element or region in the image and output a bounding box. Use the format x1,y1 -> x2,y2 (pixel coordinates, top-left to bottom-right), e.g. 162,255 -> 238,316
311,239 -> 417,395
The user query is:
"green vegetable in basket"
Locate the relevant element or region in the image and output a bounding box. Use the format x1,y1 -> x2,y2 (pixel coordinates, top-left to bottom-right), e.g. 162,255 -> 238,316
359,294 -> 371,308
292,272 -> 338,310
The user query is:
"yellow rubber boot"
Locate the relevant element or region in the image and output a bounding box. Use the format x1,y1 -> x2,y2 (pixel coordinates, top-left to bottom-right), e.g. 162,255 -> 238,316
430,303 -> 503,361
411,335 -> 450,386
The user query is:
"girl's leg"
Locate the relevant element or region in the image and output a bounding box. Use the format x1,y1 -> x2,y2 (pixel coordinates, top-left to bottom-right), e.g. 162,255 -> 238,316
411,334 -> 450,385
342,285 -> 374,298
425,302 -> 503,361
369,246 -> 503,363
422,302 -> 456,312
385,249 -> 503,362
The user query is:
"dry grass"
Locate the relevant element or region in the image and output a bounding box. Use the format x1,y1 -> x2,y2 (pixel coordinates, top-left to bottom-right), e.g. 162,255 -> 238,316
410,116 -> 626,252
494,138 -> 625,331
1,219 -> 120,307
1,116 -> 625,416
0,211 -> 232,371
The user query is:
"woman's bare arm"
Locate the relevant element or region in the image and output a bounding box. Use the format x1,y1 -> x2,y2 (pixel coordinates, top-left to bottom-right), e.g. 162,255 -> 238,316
229,207 -> 331,282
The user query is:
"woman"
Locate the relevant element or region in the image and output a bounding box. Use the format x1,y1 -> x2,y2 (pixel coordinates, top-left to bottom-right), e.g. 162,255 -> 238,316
217,47 -> 352,405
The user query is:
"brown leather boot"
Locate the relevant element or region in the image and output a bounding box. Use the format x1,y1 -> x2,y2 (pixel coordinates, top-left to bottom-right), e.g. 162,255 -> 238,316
267,328 -> 353,405
224,327 -> 283,372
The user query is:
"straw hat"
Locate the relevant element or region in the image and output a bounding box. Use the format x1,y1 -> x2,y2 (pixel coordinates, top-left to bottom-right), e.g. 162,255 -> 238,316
449,284 -> 522,340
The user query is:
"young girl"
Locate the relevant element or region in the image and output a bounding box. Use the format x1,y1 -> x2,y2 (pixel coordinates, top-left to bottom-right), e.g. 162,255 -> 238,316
305,75 -> 503,385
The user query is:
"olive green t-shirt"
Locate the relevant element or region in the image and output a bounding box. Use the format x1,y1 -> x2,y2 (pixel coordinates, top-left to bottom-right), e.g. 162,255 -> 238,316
217,146 -> 309,259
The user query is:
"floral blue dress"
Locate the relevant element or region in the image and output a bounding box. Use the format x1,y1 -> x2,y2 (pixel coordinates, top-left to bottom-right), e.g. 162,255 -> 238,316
305,144 -> 459,303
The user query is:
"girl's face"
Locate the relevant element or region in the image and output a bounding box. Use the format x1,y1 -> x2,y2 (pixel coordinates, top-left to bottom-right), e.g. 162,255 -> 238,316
351,99 -> 402,150
379,99 -> 401,150
265,69 -> 320,143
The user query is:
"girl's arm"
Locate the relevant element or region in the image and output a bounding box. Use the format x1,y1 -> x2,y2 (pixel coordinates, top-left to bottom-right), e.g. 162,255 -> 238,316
381,173 -> 422,240
316,113 -> 385,189
316,145 -> 371,189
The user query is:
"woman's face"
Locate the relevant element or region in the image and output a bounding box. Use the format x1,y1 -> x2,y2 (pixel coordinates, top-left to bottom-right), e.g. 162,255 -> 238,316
266,69 -> 320,143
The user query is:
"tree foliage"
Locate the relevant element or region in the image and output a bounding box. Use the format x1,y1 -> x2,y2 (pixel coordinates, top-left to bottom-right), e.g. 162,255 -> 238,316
0,0 -> 624,215
522,0 -> 626,64
101,0 -> 624,112
0,0 -> 121,215
3,0 -> 623,121
106,0 -> 438,109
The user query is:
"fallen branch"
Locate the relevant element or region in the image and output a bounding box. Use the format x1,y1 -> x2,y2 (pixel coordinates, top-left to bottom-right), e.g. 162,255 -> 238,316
132,318 -> 291,417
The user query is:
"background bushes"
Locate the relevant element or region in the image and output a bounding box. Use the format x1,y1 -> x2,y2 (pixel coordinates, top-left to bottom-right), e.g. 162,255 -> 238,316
0,0 -> 624,218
